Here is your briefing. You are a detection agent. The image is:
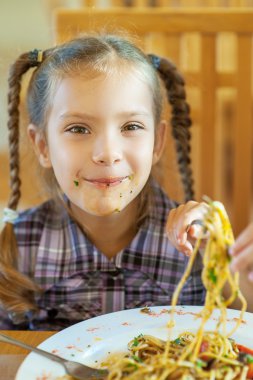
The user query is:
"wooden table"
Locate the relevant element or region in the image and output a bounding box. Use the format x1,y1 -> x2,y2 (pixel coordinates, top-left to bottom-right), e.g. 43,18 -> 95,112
0,330 -> 55,354
0,330 -> 55,380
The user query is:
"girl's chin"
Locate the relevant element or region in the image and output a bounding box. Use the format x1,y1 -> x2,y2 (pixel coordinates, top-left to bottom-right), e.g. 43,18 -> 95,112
90,204 -> 123,217
89,209 -> 122,217
84,199 -> 126,217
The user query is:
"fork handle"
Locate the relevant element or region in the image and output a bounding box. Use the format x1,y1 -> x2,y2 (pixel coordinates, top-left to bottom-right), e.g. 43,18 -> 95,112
0,333 -> 67,366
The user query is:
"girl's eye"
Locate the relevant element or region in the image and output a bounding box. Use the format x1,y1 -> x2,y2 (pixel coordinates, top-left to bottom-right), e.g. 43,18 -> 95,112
121,123 -> 143,132
67,125 -> 90,134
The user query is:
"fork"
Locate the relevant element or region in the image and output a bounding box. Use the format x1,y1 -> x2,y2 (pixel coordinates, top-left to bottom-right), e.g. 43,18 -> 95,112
0,332 -> 108,379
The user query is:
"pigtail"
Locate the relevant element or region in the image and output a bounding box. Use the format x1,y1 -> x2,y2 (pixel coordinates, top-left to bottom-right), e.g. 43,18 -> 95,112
149,54 -> 194,202
0,52 -> 42,316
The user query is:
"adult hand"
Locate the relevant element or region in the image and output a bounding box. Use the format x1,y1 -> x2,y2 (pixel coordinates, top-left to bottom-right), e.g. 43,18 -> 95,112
229,223 -> 253,282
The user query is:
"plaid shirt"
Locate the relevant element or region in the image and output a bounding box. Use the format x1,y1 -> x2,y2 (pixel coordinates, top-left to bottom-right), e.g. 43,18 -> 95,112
1,180 -> 205,330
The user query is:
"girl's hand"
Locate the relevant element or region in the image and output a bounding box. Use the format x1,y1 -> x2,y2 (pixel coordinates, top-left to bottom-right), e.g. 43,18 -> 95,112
166,201 -> 208,257
229,223 -> 253,282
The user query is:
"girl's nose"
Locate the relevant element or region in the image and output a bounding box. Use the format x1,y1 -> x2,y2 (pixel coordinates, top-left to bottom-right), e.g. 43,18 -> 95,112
92,135 -> 123,166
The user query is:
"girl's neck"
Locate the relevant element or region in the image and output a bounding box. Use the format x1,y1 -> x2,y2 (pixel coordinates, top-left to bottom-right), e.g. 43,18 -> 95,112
70,198 -> 140,259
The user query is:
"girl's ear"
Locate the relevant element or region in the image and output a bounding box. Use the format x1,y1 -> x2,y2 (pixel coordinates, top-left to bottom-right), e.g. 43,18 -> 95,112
27,124 -> 52,168
152,120 -> 167,165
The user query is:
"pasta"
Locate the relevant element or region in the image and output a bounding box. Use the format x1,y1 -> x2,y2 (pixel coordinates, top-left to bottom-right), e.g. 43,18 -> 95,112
106,199 -> 252,379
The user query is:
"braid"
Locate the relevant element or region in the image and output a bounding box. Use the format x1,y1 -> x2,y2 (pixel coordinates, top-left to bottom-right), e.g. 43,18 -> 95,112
0,52 -> 42,316
149,54 -> 194,201
7,53 -> 34,210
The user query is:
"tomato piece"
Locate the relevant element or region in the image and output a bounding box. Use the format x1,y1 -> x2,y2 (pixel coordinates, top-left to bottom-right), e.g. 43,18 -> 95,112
199,340 -> 209,361
200,341 -> 209,353
247,363 -> 253,379
237,344 -> 253,379
237,344 -> 253,356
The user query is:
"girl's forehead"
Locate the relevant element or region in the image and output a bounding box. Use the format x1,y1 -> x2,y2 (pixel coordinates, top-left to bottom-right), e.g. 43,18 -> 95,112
55,67 -> 153,97
48,68 -> 155,121
72,63 -> 148,83
57,56 -> 151,84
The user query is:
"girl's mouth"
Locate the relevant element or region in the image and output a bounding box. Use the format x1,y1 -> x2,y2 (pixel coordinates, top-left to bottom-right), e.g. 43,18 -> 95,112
85,176 -> 130,189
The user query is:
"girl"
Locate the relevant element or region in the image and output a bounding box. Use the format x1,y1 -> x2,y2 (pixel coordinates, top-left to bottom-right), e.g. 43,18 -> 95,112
166,201 -> 253,312
0,33 -> 203,331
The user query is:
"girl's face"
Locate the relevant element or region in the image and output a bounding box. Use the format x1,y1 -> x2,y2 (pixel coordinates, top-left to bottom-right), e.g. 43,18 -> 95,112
30,69 -> 166,218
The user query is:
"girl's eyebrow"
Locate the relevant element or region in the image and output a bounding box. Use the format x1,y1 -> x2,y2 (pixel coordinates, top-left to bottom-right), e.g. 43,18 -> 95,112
59,112 -> 95,121
119,110 -> 151,118
59,110 -> 151,120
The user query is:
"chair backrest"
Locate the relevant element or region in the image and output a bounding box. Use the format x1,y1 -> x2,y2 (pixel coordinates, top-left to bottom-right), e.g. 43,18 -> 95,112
52,8 -> 253,235
79,0 -> 253,8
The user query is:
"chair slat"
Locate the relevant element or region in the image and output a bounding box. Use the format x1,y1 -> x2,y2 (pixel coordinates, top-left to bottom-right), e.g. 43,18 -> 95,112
54,8 -> 253,43
233,34 -> 253,232
199,34 -> 217,200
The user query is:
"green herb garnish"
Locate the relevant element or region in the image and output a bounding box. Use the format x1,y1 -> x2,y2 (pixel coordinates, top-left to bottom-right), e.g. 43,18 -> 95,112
126,363 -> 138,370
131,355 -> 143,363
196,359 -> 207,368
132,337 -> 139,347
208,268 -> 217,284
246,355 -> 253,364
132,334 -> 143,347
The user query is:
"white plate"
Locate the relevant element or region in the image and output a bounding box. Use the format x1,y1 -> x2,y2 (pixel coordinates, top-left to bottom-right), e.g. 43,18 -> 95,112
16,305 -> 253,380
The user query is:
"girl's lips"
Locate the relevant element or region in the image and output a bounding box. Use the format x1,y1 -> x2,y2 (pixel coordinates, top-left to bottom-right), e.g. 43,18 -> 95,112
85,176 -> 130,188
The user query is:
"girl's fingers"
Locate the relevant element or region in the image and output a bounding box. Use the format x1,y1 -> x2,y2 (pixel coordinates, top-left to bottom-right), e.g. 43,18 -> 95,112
176,230 -> 194,256
166,205 -> 191,248
167,202 -> 200,237
180,241 -> 194,256
167,228 -> 193,256
166,210 -> 191,255
187,223 -> 208,240
176,203 -> 202,241
166,201 -> 208,256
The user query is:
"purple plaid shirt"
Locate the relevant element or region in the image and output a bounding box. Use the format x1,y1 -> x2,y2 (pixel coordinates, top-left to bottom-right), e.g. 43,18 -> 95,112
1,180 -> 205,330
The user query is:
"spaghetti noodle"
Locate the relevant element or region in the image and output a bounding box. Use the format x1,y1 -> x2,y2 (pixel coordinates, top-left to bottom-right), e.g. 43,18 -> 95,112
106,199 -> 251,379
